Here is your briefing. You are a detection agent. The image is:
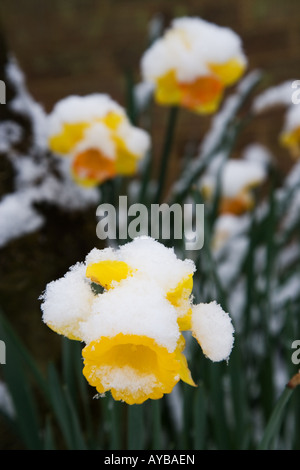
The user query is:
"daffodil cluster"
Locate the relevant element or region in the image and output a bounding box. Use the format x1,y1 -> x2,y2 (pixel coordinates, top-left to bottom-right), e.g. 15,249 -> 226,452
47,94 -> 151,186
40,237 -> 234,405
141,17 -> 247,114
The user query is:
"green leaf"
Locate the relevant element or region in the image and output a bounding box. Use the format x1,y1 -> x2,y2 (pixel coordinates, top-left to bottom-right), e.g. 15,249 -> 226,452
127,404 -> 144,450
47,362 -> 86,449
193,383 -> 206,450
0,317 -> 43,449
258,373 -> 300,450
154,106 -> 179,204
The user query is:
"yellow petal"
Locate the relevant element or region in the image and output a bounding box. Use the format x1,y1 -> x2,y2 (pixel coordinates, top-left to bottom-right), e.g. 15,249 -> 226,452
177,351 -> 196,387
86,260 -> 132,289
167,274 -> 193,330
155,70 -> 182,105
280,128 -> 300,159
175,335 -> 196,387
46,321 -> 82,342
167,274 -> 193,306
177,308 -> 192,331
209,58 -> 246,86
49,122 -> 89,155
113,135 -> 139,175
101,111 -> 124,131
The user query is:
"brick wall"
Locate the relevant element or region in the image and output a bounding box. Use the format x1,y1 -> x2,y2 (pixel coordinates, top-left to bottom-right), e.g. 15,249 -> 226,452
0,0 -> 300,183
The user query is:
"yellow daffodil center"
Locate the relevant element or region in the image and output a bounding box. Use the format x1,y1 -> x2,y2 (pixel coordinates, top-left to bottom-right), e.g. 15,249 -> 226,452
154,57 -> 245,114
219,175 -> 264,215
71,148 -> 116,186
219,191 -> 254,215
82,333 -> 195,404
178,75 -> 224,113
86,260 -> 132,289
155,69 -> 223,114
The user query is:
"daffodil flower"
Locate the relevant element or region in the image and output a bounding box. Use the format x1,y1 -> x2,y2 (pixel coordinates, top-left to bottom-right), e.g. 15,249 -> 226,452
40,237 -> 234,404
47,94 -> 150,186
280,105 -> 300,159
200,158 -> 267,216
211,214 -> 242,254
82,333 -> 194,405
141,17 -> 247,114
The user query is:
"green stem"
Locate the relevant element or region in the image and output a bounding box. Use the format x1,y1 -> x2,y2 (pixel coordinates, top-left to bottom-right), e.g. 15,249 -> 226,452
152,400 -> 162,449
100,179 -> 117,207
154,106 -> 178,204
127,404 -> 144,450
125,69 -> 137,125
258,374 -> 300,450
264,170 -> 278,336
193,383 -> 206,450
110,399 -> 122,450
139,148 -> 153,204
209,363 -> 230,449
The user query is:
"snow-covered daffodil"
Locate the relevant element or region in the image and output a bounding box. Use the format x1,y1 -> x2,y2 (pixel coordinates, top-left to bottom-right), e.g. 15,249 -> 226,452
141,17 -> 247,114
47,94 -> 150,186
40,237 -> 234,404
200,158 -> 267,216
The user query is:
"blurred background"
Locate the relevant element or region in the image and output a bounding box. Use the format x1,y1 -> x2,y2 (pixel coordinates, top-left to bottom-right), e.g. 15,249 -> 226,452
0,0 -> 300,450
1,0 -> 300,172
